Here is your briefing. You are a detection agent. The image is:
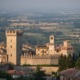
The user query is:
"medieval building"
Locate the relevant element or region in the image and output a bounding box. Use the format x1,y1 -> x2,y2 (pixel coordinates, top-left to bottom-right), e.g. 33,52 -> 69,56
0,30 -> 74,65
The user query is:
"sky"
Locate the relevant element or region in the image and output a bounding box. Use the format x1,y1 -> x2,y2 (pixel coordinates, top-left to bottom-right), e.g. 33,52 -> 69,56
0,0 -> 80,12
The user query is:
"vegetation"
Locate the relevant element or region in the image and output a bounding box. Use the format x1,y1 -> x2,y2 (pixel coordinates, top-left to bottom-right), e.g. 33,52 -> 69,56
7,63 -> 14,70
33,66 -> 46,80
0,71 -> 13,80
51,71 -> 60,80
22,64 -> 58,67
75,57 -> 80,69
58,54 -> 67,71
58,54 -> 74,71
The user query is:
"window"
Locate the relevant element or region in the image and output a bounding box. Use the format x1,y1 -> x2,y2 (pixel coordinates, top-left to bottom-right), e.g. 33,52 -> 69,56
11,40 -> 12,42
51,37 -> 53,39
10,46 -> 12,48
10,54 -> 12,57
38,49 -> 40,51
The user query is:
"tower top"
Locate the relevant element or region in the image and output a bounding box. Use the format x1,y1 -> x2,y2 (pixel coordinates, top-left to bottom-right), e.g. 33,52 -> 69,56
63,40 -> 70,47
49,35 -> 54,44
50,35 -> 54,39
6,30 -> 23,36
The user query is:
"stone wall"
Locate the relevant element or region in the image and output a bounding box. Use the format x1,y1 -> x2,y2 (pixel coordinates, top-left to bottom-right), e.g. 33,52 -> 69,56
15,66 -> 58,75
42,67 -> 58,74
21,56 -> 58,65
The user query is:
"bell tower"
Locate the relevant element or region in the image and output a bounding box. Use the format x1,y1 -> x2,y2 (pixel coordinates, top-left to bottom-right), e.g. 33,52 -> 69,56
6,30 -> 23,65
49,35 -> 55,55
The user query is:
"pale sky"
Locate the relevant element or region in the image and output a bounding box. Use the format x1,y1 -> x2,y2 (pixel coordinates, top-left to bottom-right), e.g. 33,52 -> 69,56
0,0 -> 80,11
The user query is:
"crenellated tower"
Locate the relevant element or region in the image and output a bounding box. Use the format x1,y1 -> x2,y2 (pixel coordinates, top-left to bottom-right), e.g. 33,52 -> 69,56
6,30 -> 23,65
60,40 -> 73,56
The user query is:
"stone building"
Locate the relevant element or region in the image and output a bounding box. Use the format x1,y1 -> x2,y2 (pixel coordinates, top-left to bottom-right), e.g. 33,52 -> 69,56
36,35 -> 73,57
0,42 -> 7,64
0,30 -> 74,66
21,34 -> 74,65
59,68 -> 80,80
6,30 -> 23,65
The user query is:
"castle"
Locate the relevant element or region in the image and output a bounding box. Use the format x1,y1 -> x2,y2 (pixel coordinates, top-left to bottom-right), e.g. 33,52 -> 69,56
0,30 -> 74,65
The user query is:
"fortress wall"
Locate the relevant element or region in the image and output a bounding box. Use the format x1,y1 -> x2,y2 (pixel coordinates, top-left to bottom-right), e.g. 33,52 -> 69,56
26,58 -> 50,65
15,66 -> 58,74
21,57 -> 26,65
31,66 -> 59,74
42,67 -> 58,74
50,59 -> 58,65
21,57 -> 58,65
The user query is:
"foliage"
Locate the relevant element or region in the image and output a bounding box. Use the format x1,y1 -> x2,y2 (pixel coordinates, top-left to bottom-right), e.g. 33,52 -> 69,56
22,64 -> 58,67
22,64 -> 30,66
66,54 -> 75,68
52,71 -> 57,77
0,71 -> 13,80
58,54 -> 74,71
58,54 -> 67,71
33,66 -> 46,80
7,63 -> 14,70
16,76 -> 27,80
75,57 -> 80,69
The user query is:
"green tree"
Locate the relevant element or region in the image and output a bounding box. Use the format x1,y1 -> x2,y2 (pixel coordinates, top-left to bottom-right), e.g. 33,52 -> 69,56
75,57 -> 80,69
33,66 -> 46,80
58,54 -> 74,71
58,54 -> 67,71
16,76 -> 27,80
66,54 -> 74,68
7,63 -> 14,70
0,71 -> 13,80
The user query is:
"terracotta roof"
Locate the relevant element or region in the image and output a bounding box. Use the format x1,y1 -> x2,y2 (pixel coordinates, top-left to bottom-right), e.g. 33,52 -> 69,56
7,70 -> 26,75
74,75 -> 80,80
60,68 -> 80,79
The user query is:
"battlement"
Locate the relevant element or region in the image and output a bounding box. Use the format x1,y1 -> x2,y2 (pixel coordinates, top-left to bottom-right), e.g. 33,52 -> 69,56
21,54 -> 60,59
6,30 -> 23,36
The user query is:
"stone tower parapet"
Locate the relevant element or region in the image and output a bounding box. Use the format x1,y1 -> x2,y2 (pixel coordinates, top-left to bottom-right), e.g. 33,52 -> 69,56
6,30 -> 23,36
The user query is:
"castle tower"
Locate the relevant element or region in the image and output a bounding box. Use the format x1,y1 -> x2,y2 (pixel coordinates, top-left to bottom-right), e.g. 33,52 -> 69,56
6,30 -> 23,65
63,40 -> 70,48
49,35 -> 55,55
60,40 -> 73,56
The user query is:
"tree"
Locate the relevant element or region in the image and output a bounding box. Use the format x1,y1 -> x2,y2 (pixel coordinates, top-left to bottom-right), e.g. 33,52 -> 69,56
58,54 -> 74,71
16,76 -> 27,80
66,54 -> 74,68
7,63 -> 14,70
0,71 -> 13,80
33,66 -> 46,80
58,54 -> 67,71
75,57 -> 80,69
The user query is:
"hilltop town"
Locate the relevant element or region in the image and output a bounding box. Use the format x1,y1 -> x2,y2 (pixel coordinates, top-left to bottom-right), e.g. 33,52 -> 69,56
0,29 -> 80,80
0,10 -> 80,80
0,29 -> 74,65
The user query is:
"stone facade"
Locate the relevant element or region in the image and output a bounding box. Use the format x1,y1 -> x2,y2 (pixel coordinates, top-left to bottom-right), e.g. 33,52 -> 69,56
21,55 -> 59,65
49,35 -> 55,55
6,30 -> 23,65
60,40 -> 73,56
36,35 -> 73,57
0,30 -> 74,66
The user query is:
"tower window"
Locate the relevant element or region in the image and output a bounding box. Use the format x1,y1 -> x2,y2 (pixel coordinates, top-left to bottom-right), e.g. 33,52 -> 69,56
13,31 -> 15,33
10,54 -> 12,57
11,40 -> 12,42
10,46 -> 12,48
51,37 -> 53,39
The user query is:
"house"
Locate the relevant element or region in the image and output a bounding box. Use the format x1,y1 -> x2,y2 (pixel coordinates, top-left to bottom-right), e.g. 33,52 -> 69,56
7,70 -> 26,79
59,68 -> 80,80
